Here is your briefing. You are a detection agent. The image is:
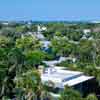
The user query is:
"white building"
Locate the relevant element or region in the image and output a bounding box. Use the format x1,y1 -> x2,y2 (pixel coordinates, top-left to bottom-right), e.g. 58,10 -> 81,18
41,41 -> 51,49
41,26 -> 47,31
83,29 -> 91,34
41,67 -> 94,88
43,57 -> 76,67
37,25 -> 47,32
2,22 -> 9,26
41,67 -> 95,98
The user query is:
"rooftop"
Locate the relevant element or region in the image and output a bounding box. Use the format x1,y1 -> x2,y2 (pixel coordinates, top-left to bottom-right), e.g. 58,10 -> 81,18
41,67 -> 94,88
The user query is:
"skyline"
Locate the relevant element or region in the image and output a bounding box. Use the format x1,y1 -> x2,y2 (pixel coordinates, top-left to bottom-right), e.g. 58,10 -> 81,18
0,0 -> 100,21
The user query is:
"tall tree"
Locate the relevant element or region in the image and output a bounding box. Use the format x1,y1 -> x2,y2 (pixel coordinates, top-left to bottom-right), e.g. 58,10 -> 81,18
59,86 -> 82,100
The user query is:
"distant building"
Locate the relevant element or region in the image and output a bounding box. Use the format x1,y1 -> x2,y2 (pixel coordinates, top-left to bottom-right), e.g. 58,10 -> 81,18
41,26 -> 47,31
43,57 -> 76,66
36,32 -> 45,40
2,22 -> 9,26
83,29 -> 91,34
37,25 -> 47,32
91,21 -> 100,24
41,41 -> 51,50
93,27 -> 100,33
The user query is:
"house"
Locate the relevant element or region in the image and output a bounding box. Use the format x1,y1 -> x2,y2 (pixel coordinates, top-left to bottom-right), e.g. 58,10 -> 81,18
93,27 -> 100,33
43,57 -> 76,66
37,25 -> 47,32
2,22 -> 9,26
83,29 -> 91,34
41,67 -> 96,98
41,40 -> 51,50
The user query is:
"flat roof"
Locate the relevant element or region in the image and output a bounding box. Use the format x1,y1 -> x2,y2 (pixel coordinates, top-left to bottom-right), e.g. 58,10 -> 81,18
41,67 -> 94,88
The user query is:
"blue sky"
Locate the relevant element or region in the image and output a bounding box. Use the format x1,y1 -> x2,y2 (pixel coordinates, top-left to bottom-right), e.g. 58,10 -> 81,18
0,0 -> 100,21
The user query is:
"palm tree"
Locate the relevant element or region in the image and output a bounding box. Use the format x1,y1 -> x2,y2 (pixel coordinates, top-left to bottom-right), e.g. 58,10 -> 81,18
15,69 -> 41,100
0,47 -> 24,99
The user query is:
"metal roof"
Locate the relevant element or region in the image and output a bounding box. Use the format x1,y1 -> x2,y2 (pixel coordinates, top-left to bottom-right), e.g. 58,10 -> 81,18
41,67 -> 94,88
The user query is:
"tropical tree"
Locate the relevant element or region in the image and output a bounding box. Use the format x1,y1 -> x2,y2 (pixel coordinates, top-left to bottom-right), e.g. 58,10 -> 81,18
59,86 -> 82,100
78,39 -> 96,66
0,35 -> 15,99
16,35 -> 41,50
15,69 -> 41,100
25,50 -> 46,67
0,47 -> 25,99
51,36 -> 75,57
86,94 -> 98,100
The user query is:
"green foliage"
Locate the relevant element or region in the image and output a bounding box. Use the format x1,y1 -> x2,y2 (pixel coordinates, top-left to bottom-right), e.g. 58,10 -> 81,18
59,86 -> 82,100
0,36 -> 13,82
56,60 -> 74,69
25,50 -> 46,66
51,36 -> 75,56
0,35 -> 12,47
55,31 -> 62,36
78,40 -> 95,63
0,22 -> 100,99
86,94 -> 98,100
15,69 -> 41,99
15,70 -> 40,91
16,35 -> 40,49
15,25 -> 29,33
67,31 -> 83,41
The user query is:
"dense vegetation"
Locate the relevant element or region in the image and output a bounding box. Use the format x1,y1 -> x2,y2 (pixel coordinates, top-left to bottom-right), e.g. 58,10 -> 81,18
0,21 -> 100,100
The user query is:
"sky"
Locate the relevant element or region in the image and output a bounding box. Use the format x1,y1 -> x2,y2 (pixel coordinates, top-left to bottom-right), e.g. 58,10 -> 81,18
0,0 -> 100,21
